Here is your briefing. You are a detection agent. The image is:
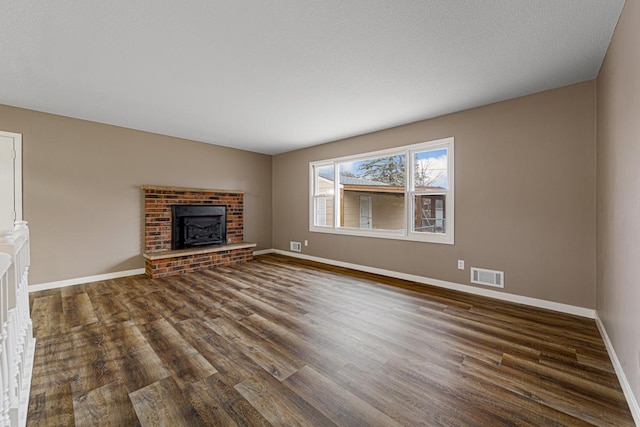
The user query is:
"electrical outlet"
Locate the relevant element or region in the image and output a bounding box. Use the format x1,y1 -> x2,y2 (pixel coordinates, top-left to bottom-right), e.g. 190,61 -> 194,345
457,260 -> 465,270
304,240 -> 308,247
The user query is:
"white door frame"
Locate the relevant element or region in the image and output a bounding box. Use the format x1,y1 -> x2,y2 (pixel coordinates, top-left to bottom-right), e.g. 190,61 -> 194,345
0,130 -> 23,226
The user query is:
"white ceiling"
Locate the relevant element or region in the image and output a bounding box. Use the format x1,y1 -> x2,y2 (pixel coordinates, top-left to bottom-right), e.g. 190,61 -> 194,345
0,1 -> 625,155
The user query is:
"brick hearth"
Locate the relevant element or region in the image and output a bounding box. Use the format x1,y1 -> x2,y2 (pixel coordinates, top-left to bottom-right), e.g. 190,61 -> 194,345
142,185 -> 255,278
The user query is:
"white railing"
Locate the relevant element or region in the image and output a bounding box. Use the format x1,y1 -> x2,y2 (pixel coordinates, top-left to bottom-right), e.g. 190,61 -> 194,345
0,222 -> 35,427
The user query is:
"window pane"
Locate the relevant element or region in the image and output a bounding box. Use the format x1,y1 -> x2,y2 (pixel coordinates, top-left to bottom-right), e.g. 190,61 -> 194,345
337,154 -> 406,231
314,196 -> 334,227
340,154 -> 406,187
414,148 -> 447,190
313,165 -> 335,227
414,194 -> 446,233
340,191 -> 406,230
314,165 -> 334,196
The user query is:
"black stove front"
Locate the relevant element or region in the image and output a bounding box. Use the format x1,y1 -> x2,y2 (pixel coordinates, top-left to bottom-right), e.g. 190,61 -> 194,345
171,205 -> 226,249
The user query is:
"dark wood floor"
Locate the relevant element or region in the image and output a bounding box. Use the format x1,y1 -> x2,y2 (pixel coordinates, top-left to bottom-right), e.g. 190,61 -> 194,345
27,254 -> 634,426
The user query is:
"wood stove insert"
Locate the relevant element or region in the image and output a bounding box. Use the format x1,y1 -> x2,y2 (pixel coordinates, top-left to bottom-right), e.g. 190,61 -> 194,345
171,204 -> 226,249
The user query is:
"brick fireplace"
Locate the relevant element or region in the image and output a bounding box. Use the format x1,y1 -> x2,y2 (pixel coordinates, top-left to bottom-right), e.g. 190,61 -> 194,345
142,186 -> 255,278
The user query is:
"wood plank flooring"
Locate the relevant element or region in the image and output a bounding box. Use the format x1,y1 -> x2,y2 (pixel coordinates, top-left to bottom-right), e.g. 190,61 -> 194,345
27,254 -> 635,426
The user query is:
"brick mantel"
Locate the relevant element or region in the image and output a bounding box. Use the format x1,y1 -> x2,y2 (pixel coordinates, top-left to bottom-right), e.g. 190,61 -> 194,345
142,186 -> 254,278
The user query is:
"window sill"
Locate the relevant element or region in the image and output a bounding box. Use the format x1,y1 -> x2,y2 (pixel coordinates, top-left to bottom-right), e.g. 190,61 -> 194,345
310,226 -> 454,245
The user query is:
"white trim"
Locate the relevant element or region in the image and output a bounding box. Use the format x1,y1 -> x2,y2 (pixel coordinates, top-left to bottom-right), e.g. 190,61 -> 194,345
13,133 -> 22,223
28,268 -> 145,292
270,249 -> 596,319
29,250 -> 275,292
27,251 -> 598,318
0,130 -> 22,224
253,249 -> 274,256
309,137 -> 455,245
595,312 -> 640,425
26,249 -> 289,291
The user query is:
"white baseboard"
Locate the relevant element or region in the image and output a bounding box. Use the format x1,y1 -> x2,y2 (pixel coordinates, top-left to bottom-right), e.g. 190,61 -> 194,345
30,250 -> 595,319
29,268 -> 145,292
28,250 -> 273,292
253,249 -> 275,256
269,249 -> 596,319
595,312 -> 640,426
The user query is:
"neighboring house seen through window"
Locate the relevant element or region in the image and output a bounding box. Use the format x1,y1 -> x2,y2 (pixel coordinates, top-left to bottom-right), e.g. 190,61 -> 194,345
310,137 -> 454,244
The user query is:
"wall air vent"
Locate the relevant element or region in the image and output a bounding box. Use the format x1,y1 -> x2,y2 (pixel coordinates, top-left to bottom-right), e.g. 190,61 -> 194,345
290,241 -> 302,252
470,267 -> 504,288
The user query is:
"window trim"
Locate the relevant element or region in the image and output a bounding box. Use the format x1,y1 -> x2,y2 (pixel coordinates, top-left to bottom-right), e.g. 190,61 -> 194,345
309,137 -> 454,245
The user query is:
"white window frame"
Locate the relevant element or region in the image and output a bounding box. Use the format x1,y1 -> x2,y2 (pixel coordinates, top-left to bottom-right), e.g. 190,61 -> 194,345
309,137 -> 454,245
310,163 -> 336,229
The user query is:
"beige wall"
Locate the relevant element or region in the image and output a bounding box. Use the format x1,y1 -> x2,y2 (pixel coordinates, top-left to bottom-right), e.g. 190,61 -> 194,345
596,0 -> 640,411
274,81 -> 596,308
0,104 -> 272,284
